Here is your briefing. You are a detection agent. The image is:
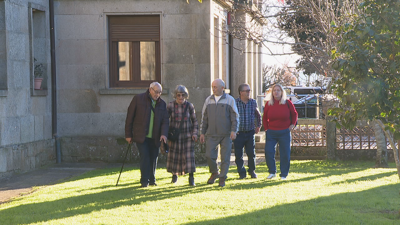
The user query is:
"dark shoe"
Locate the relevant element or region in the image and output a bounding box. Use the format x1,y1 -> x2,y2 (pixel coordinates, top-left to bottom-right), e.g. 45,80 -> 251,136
218,177 -> 226,187
249,171 -> 258,179
149,182 -> 157,186
189,176 -> 195,186
239,173 -> 246,179
140,183 -> 149,188
171,175 -> 178,183
207,173 -> 219,184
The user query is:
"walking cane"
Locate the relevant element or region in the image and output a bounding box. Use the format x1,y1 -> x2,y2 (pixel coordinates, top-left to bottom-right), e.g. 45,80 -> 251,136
116,143 -> 132,186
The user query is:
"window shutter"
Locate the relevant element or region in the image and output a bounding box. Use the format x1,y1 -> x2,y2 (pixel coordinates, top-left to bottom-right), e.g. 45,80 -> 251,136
109,16 -> 160,41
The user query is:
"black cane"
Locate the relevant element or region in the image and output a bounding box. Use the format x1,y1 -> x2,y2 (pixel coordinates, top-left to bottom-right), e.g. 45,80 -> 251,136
116,143 -> 132,186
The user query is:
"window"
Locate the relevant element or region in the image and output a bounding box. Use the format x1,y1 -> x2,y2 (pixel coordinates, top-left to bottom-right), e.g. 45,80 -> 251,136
29,3 -> 48,95
108,15 -> 160,88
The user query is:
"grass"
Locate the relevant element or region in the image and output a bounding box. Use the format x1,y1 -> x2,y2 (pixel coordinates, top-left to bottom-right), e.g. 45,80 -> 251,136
0,161 -> 399,224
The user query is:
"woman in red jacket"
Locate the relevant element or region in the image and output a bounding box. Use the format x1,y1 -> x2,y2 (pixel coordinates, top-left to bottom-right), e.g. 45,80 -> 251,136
263,84 -> 298,180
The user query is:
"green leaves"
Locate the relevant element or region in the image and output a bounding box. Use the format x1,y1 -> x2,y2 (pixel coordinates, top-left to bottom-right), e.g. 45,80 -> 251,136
331,0 -> 400,140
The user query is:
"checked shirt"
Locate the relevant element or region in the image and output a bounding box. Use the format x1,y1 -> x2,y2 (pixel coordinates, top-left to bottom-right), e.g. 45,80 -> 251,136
235,98 -> 261,132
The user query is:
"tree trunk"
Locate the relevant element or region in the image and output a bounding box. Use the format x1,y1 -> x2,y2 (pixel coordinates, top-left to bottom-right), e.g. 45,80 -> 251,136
371,120 -> 388,168
376,120 -> 400,179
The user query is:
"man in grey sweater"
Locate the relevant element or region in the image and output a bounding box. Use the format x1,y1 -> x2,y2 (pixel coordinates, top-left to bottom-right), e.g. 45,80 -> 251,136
200,79 -> 239,187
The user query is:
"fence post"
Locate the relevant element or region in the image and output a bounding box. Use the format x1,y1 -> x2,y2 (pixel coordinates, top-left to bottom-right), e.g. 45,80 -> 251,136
326,117 -> 337,160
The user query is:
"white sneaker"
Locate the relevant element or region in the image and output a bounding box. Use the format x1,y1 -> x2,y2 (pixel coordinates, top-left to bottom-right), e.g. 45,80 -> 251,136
281,177 -> 287,180
266,174 -> 276,179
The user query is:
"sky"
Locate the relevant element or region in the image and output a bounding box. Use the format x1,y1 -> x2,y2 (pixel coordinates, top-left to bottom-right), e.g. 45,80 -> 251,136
261,0 -> 300,68
259,0 -> 307,87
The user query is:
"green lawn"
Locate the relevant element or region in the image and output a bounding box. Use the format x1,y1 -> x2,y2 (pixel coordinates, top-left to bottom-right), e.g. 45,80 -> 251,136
1,161 -> 399,224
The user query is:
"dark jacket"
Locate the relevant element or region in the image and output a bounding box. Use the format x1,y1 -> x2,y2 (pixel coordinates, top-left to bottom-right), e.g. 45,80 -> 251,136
125,89 -> 169,147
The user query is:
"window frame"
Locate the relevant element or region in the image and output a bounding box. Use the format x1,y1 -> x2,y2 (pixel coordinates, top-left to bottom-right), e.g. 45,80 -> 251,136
108,15 -> 161,88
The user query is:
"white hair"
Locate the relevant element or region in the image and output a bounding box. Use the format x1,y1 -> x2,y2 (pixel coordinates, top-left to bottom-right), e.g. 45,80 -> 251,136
266,84 -> 287,106
213,79 -> 225,88
149,82 -> 162,89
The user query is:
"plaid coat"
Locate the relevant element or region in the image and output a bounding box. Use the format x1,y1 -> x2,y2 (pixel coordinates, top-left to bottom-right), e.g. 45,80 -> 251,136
166,101 -> 198,174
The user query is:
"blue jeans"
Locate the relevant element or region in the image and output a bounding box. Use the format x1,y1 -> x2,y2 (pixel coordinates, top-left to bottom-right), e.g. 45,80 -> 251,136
264,129 -> 291,177
233,131 -> 256,176
136,138 -> 159,185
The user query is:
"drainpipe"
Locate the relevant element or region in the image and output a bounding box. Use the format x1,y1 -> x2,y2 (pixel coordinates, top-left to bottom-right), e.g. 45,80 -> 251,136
49,0 -> 61,163
228,34 -> 233,92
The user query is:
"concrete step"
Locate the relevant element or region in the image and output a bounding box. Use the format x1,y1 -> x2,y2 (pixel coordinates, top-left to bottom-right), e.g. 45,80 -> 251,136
255,142 -> 265,149
255,133 -> 265,142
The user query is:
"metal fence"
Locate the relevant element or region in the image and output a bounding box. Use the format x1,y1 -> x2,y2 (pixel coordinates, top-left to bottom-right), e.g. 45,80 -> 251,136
291,119 -> 326,147
291,119 -> 397,150
336,126 -> 398,150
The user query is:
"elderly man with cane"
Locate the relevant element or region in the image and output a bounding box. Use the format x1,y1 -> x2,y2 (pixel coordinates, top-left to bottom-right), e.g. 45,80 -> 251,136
125,82 -> 169,188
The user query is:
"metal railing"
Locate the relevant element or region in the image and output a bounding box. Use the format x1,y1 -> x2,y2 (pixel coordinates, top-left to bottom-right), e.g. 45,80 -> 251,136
291,119 -> 326,147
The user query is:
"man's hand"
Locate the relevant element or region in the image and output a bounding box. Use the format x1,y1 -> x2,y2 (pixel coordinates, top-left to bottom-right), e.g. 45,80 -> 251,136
255,127 -> 261,134
192,135 -> 198,142
230,131 -> 236,140
126,138 -> 132,144
200,134 -> 205,143
289,124 -> 295,131
160,135 -> 167,143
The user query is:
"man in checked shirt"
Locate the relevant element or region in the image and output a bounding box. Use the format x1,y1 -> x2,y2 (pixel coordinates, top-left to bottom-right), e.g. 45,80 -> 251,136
234,83 -> 262,179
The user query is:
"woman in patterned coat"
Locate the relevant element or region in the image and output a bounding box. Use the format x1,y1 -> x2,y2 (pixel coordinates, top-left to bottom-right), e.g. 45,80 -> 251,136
167,85 -> 199,186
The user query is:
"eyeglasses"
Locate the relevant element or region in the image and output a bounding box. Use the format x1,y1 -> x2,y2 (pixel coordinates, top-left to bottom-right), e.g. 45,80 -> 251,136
176,93 -> 186,98
241,89 -> 251,93
151,87 -> 162,95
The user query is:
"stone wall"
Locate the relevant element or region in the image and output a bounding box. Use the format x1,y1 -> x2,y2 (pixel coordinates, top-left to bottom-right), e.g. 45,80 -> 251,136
59,136 -> 207,164
0,139 -> 55,179
0,0 -> 53,178
54,0 -> 212,139
58,135 -> 396,164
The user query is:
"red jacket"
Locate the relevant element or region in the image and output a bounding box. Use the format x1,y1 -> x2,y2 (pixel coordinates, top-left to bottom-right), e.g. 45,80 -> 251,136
263,99 -> 298,130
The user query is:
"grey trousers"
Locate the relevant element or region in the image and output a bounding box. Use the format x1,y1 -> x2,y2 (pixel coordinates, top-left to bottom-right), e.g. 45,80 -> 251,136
205,136 -> 232,178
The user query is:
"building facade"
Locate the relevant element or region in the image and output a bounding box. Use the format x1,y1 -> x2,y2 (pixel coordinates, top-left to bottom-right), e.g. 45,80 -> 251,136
0,0 -> 264,177
0,0 -> 54,178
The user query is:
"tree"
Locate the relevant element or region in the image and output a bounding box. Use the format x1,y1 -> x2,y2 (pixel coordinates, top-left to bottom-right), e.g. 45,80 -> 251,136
222,0 -> 362,88
371,120 -> 388,168
263,64 -> 297,92
330,0 -> 400,177
277,0 -> 362,78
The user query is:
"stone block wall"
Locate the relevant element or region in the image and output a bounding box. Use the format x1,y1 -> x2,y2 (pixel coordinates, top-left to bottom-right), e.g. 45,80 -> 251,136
0,0 -> 53,178
54,0 -> 212,139
59,136 -> 207,164
0,139 -> 55,179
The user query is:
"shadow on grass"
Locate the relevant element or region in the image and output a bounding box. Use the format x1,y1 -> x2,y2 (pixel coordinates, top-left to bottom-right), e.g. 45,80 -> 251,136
0,181 -> 214,224
0,161 -> 398,224
182,184 -> 400,224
